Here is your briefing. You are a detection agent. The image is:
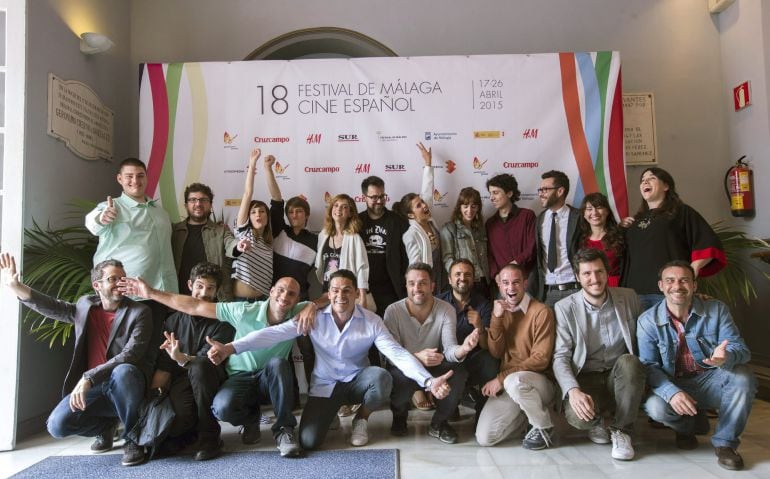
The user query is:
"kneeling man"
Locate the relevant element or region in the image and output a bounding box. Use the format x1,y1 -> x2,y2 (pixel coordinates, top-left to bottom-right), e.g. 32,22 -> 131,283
553,249 -> 645,460
476,264 -> 556,450
1,254 -> 152,467
638,260 -> 757,471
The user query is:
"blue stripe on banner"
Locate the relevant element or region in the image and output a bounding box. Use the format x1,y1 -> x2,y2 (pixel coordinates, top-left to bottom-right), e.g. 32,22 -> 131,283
574,52 -> 602,203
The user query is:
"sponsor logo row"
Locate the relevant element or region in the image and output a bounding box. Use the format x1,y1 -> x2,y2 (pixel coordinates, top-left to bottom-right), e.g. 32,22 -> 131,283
225,131 -> 521,146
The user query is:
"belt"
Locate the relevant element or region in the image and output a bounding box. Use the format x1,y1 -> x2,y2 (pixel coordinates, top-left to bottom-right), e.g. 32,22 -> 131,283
545,282 -> 580,291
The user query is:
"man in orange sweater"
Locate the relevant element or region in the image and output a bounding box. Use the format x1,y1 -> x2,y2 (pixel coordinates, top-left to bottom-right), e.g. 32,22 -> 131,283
475,263 -> 556,450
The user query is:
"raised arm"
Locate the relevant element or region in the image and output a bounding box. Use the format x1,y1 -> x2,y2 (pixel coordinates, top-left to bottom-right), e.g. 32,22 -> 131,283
263,154 -> 282,201
119,276 -> 217,319
1,253 -> 31,300
85,196 -> 118,235
416,142 -> 434,207
237,148 -> 261,226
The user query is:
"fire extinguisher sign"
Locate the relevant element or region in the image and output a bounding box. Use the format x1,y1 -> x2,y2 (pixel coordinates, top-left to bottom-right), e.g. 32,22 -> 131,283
734,81 -> 751,111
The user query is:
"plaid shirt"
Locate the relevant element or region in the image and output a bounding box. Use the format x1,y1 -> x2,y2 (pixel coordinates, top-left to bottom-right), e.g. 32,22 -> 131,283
668,308 -> 704,377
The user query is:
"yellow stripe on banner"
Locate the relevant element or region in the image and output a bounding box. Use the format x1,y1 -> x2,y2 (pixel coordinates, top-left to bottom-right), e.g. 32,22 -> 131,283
184,63 -> 209,191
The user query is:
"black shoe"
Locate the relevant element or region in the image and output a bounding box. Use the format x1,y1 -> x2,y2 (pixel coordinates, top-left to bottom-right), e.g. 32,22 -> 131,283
121,440 -> 146,467
428,421 -> 458,444
194,438 -> 223,461
715,446 -> 744,470
240,421 -> 261,445
90,424 -> 115,453
675,433 -> 698,450
522,427 -> 554,450
390,415 -> 408,437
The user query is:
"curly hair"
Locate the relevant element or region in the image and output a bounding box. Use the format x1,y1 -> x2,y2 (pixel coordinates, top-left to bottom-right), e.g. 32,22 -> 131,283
323,194 -> 362,235
577,192 -> 624,258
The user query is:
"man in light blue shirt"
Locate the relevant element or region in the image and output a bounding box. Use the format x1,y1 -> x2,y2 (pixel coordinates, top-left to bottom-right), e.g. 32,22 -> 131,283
207,269 -> 454,452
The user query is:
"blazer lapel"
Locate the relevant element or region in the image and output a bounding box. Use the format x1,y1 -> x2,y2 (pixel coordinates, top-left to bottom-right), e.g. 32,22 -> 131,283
106,302 -> 129,352
572,295 -> 589,365
611,291 -> 634,354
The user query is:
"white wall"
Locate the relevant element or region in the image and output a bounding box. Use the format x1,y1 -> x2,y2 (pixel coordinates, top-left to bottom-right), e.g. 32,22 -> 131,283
18,0 -> 133,436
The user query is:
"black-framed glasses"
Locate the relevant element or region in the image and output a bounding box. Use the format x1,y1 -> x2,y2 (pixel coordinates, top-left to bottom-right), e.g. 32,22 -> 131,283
536,187 -> 558,194
186,197 -> 211,204
365,194 -> 388,202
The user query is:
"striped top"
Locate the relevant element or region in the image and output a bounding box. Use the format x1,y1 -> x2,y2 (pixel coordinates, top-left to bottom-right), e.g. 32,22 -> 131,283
232,223 -> 273,295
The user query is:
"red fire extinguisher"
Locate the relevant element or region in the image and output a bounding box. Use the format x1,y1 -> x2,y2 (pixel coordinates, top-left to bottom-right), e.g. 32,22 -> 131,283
724,156 -> 755,217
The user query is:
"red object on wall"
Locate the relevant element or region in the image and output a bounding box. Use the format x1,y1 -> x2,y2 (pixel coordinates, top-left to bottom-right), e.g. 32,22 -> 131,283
734,81 -> 751,111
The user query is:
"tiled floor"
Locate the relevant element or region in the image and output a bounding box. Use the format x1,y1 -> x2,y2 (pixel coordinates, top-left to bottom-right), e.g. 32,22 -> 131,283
2,399 -> 769,478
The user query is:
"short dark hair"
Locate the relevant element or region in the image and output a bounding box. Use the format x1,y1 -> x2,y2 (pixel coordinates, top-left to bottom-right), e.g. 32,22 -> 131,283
361,175 -> 385,193
658,260 -> 695,280
486,174 -> 521,203
542,170 -> 570,197
118,158 -> 147,173
572,248 -> 610,274
285,196 -> 310,219
91,259 -> 124,283
329,269 -> 357,287
405,261 -> 433,278
449,258 -> 475,275
497,262 -> 527,279
184,182 -> 214,202
189,262 -> 222,288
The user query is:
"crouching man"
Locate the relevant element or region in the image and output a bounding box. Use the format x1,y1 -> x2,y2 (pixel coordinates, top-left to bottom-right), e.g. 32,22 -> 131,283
1,253 -> 152,467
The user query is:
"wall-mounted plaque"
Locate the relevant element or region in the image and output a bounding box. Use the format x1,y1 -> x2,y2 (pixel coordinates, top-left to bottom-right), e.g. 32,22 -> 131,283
623,92 -> 657,165
47,73 -> 114,161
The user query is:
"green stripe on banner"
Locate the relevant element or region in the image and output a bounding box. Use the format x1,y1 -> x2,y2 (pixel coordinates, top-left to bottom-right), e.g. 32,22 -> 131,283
183,63 -> 209,199
594,51 -> 612,197
160,63 -> 183,222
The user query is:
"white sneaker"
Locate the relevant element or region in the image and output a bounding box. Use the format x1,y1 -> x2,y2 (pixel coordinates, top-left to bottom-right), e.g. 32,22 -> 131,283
350,418 -> 369,447
588,425 -> 610,444
610,429 -> 634,461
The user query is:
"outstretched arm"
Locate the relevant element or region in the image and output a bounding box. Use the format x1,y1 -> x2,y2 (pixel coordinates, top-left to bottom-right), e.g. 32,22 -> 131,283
119,277 -> 217,318
0,253 -> 31,300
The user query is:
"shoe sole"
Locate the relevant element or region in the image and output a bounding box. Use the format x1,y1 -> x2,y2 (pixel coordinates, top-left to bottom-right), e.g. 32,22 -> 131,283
350,438 -> 368,447
121,457 -> 146,467
279,448 -> 303,458
588,437 -> 611,445
90,446 -> 113,454
611,453 -> 634,461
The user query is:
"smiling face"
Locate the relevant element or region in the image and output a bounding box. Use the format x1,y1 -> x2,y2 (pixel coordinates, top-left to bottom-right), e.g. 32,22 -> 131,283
460,202 -> 480,224
331,199 -> 352,224
488,186 -> 512,211
577,259 -> 608,302
449,262 -> 474,296
496,266 -> 527,307
583,202 -> 609,229
269,277 -> 301,319
406,268 -> 434,307
409,197 -> 432,223
249,204 -> 268,230
328,275 -> 357,317
640,171 -> 669,206
117,165 -> 147,202
185,192 -> 213,224
659,265 -> 696,309
188,276 -> 218,302
93,265 -> 126,304
538,178 -> 563,210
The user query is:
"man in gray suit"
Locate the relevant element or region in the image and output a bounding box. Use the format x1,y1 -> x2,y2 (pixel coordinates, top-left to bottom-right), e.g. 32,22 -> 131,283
552,248 -> 645,461
530,170 -> 581,307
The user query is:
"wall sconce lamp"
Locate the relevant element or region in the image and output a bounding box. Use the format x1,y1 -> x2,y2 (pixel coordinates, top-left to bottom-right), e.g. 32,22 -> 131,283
80,32 -> 114,55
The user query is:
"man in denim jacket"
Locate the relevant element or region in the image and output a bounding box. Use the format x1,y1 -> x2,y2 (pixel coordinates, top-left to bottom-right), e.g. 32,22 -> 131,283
637,260 -> 756,471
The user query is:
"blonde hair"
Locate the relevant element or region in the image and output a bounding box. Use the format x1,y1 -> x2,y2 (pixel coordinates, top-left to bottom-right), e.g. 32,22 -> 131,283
323,194 -> 362,235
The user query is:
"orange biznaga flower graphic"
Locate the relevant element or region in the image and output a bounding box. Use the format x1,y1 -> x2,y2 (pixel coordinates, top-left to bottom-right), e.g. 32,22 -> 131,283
473,157 -> 488,169
223,132 -> 238,144
275,162 -> 289,174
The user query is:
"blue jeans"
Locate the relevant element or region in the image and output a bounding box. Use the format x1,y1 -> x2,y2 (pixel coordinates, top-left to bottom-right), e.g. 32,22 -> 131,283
644,364 -> 757,448
638,293 -> 664,313
299,366 -> 392,450
47,363 -> 145,439
212,357 -> 296,435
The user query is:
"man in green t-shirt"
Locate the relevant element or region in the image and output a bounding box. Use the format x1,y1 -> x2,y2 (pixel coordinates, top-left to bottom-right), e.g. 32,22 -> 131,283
120,275 -> 316,458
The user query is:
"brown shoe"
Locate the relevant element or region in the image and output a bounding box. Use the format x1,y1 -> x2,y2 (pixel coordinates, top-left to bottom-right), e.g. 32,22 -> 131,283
675,433 -> 698,450
715,447 -> 744,470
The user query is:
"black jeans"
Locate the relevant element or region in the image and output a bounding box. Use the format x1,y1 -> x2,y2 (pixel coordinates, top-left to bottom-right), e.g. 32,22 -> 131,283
389,361 -> 468,426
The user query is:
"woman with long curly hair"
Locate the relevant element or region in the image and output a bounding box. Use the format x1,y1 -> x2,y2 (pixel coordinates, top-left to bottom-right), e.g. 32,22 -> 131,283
577,192 -> 624,287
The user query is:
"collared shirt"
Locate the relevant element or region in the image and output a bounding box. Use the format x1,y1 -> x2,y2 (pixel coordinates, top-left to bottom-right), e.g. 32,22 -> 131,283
383,298 -> 462,362
435,290 -> 492,344
231,304 -> 432,398
216,300 -> 307,375
86,193 -> 178,293
581,294 -> 627,372
542,204 -> 576,285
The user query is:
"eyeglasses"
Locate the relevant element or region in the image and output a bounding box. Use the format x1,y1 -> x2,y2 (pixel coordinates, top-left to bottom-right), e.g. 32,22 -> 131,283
99,275 -> 121,284
186,198 -> 211,204
365,194 -> 388,202
536,187 -> 558,194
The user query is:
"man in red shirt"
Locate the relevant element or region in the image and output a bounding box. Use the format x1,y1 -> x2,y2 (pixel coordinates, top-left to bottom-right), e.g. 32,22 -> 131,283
1,253 -> 152,467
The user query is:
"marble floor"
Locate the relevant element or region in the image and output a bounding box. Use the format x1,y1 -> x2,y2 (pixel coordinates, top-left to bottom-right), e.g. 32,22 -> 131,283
2,399 -> 769,479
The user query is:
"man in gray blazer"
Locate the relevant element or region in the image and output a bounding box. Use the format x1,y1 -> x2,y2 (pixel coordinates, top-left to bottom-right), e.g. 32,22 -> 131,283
529,170 -> 581,307
0,253 -> 152,467
552,248 -> 645,461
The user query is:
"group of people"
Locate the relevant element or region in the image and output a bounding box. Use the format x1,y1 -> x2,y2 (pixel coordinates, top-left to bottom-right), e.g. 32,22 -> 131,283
0,143 -> 757,472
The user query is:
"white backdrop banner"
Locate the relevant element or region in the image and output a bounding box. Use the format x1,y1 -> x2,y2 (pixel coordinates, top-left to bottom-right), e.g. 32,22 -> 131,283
139,52 -> 628,230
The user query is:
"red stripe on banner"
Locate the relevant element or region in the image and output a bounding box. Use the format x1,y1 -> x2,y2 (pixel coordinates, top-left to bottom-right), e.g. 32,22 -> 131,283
559,53 -> 599,195
608,69 -> 628,218
146,64 -> 169,198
